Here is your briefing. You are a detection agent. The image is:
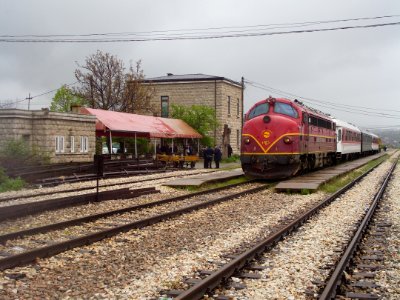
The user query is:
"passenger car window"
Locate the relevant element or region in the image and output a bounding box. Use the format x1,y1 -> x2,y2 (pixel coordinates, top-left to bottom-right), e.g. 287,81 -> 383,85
248,103 -> 269,120
274,102 -> 299,118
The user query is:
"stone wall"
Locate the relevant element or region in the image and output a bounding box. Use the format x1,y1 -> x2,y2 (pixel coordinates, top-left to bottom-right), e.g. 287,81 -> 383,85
0,109 -> 96,163
147,79 -> 242,156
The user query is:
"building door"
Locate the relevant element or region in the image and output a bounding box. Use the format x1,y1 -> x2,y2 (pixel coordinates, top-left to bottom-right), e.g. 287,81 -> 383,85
222,124 -> 231,157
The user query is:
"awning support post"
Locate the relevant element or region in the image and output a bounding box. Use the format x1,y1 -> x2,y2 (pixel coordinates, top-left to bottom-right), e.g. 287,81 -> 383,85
154,139 -> 156,158
135,132 -> 138,159
172,139 -> 174,154
109,131 -> 112,155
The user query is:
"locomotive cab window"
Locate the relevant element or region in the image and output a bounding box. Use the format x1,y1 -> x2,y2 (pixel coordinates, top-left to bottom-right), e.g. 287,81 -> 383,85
273,102 -> 298,118
248,102 -> 269,120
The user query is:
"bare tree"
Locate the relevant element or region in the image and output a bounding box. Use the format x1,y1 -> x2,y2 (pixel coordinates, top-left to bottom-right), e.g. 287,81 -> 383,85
121,60 -> 155,114
74,51 -> 154,113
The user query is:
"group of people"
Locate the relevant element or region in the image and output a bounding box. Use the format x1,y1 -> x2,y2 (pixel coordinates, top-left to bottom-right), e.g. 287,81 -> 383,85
203,146 -> 222,168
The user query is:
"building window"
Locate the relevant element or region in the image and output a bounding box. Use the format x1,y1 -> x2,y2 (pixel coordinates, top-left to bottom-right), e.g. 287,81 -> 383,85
161,96 -> 169,118
237,98 -> 240,117
80,136 -> 89,153
55,136 -> 65,153
70,136 -> 75,153
227,96 -> 231,116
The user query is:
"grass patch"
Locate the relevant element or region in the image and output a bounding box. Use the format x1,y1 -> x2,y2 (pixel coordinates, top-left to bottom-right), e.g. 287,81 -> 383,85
176,176 -> 251,192
320,155 -> 388,193
0,168 -> 26,193
221,154 -> 240,163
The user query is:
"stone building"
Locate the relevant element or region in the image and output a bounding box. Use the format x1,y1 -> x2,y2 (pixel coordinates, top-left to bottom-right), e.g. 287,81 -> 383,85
0,109 -> 96,163
143,73 -> 244,156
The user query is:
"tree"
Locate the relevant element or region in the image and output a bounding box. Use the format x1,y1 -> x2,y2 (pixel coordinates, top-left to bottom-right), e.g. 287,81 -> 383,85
170,104 -> 218,146
50,85 -> 85,112
74,50 -> 154,113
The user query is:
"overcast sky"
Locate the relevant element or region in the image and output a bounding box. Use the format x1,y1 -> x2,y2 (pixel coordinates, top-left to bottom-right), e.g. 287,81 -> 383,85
1,0 -> 399,129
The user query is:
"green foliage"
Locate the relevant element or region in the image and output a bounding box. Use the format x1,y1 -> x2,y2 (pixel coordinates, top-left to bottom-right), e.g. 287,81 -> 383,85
0,139 -> 49,169
175,176 -> 249,192
135,138 -> 151,154
50,85 -> 85,112
221,154 -> 240,163
321,155 -> 387,193
300,189 -> 311,195
170,104 -> 218,146
0,168 -> 25,193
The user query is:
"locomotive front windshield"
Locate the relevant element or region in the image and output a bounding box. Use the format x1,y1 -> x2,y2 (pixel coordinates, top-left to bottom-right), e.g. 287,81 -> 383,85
248,102 -> 269,120
274,102 -> 299,118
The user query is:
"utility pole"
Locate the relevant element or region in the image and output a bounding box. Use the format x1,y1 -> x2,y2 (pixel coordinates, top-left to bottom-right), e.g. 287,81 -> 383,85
241,77 -> 244,129
26,93 -> 32,110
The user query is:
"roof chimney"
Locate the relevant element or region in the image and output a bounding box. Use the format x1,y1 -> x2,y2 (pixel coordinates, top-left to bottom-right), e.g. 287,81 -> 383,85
71,104 -> 82,113
167,73 -> 173,76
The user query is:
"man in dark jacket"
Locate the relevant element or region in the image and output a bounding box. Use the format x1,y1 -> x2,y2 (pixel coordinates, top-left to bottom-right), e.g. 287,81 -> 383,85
214,146 -> 222,168
203,147 -> 208,168
205,146 -> 214,168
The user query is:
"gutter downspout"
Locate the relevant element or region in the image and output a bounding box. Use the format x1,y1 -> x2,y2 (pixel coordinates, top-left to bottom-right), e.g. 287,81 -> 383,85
214,80 -> 217,147
241,77 -> 244,129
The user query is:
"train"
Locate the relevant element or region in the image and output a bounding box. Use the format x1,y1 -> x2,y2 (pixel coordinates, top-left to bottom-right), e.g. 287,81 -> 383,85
241,97 -> 380,179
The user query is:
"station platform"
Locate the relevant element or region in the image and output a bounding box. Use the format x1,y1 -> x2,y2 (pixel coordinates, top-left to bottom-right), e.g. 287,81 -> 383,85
163,168 -> 244,187
275,152 -> 386,192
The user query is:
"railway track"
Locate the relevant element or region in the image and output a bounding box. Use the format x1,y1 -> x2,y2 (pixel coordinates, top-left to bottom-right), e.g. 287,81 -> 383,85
0,181 -> 265,271
319,160 -> 397,299
1,154 -> 396,299
0,187 -> 159,221
156,159 -> 394,300
0,168 -> 220,207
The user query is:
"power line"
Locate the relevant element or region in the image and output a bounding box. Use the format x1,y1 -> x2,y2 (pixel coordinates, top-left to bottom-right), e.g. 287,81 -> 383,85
245,80 -> 400,120
1,21 -> 399,43
0,81 -> 78,108
245,80 -> 400,114
2,14 -> 399,39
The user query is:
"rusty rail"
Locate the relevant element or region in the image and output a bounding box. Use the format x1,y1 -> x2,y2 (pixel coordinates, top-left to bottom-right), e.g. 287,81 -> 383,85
318,159 -> 397,299
175,161 -> 384,299
0,180 -> 262,271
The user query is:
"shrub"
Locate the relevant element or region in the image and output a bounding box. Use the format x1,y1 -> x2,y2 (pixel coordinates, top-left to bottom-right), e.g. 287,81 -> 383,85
221,154 -> 240,163
0,168 -> 25,192
0,138 -> 49,169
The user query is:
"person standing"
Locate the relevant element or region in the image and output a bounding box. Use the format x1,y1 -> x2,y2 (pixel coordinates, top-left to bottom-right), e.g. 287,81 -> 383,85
205,146 -> 214,168
214,146 -> 222,168
203,146 -> 208,168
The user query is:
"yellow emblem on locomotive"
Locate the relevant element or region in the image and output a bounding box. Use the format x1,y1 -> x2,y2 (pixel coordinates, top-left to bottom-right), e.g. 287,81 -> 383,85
263,130 -> 271,139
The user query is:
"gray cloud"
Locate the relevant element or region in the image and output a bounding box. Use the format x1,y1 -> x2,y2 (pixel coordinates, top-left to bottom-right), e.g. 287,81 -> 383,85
1,0 -> 399,128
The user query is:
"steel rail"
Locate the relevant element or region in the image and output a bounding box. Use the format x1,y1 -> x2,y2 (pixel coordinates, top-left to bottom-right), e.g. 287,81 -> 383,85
318,159 -> 397,299
0,187 -> 158,221
0,169 -> 177,203
175,161 -> 384,300
0,180 -> 254,244
0,181 -> 264,271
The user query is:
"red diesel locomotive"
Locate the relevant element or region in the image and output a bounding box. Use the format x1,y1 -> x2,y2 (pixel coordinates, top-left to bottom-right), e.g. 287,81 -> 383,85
241,97 -> 336,179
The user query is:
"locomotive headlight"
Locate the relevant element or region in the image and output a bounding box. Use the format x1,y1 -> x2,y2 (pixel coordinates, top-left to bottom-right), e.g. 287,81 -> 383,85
244,137 -> 251,144
283,137 -> 293,144
263,116 -> 271,123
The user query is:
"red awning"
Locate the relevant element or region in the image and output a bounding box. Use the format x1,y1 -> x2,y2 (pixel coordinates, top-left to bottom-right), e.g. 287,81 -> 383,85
80,107 -> 202,139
